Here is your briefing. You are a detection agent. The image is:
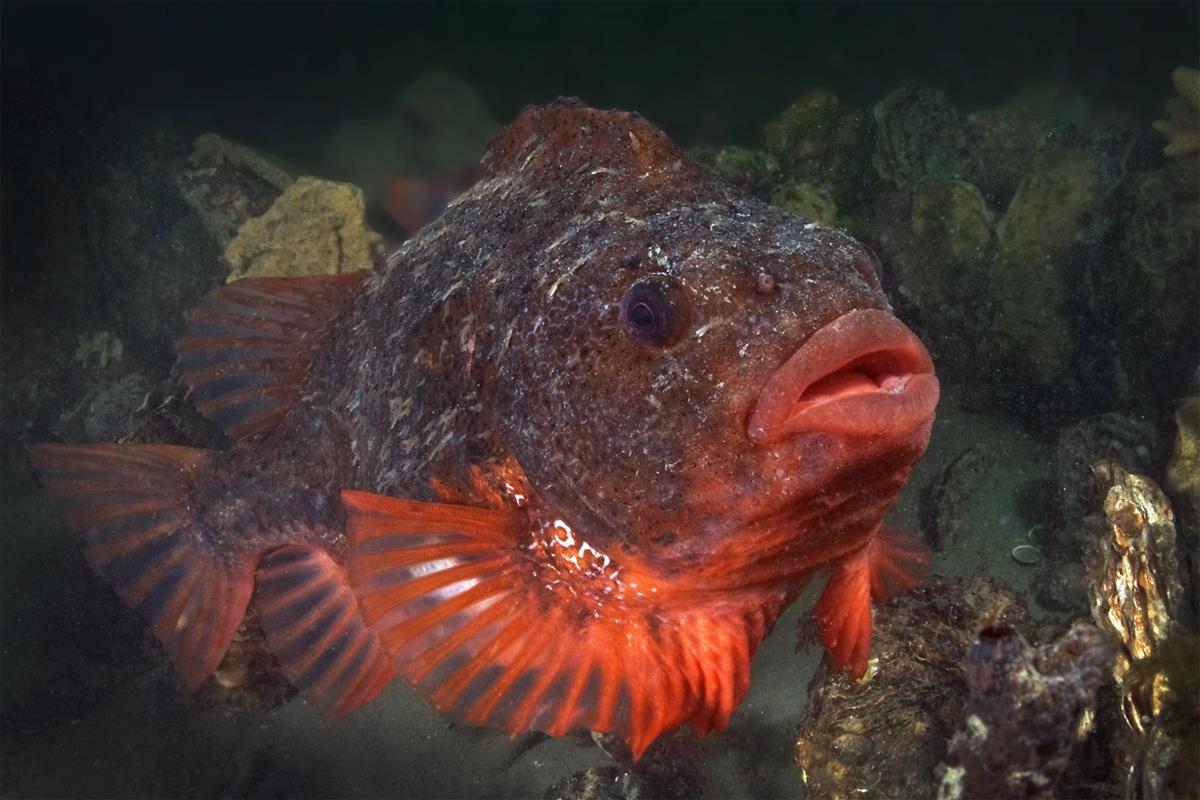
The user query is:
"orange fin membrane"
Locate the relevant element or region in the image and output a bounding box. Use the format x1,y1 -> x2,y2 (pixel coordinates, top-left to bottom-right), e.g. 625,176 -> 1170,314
812,527 -> 929,679
341,489 -> 785,759
255,545 -> 396,717
177,273 -> 364,441
30,443 -> 255,691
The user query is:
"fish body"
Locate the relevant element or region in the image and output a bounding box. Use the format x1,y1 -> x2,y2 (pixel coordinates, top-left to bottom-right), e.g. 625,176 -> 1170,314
33,99 -> 939,757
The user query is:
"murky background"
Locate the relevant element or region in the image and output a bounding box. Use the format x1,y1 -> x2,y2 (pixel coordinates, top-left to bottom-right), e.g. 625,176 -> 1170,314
2,3 -> 1197,798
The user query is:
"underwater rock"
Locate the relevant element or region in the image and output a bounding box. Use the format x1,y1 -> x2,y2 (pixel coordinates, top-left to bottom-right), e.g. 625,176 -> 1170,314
194,605 -> 295,713
1086,462 -> 1183,684
1166,392 -> 1200,532
872,86 -> 969,190
690,145 -> 779,195
990,130 -> 1117,385
51,372 -> 154,445
543,735 -> 704,800
764,90 -> 869,201
1051,413 -> 1160,554
544,767 -> 627,800
322,68 -> 499,217
82,129 -> 228,370
1152,67 -> 1200,157
1033,560 -> 1090,615
177,133 -> 294,248
769,179 -> 838,225
1097,162 -> 1200,413
919,446 -> 995,552
794,576 -> 1027,800
223,176 -> 384,281
965,78 -> 1090,204
884,179 -> 996,317
935,622 -> 1112,800
1084,461 -> 1194,799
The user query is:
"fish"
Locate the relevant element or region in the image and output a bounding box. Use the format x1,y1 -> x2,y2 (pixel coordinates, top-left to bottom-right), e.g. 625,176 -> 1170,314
31,98 -> 940,759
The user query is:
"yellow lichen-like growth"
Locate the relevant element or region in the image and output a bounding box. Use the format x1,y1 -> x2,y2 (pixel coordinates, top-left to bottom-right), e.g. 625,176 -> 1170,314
1152,67 -> 1200,157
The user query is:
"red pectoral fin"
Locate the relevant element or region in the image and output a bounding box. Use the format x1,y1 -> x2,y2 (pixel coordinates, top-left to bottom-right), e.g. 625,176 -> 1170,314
812,527 -> 929,679
30,443 -> 255,692
340,489 -> 786,759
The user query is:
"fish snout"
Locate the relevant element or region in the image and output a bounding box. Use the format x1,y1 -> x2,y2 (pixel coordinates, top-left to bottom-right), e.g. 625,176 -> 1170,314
746,309 -> 939,445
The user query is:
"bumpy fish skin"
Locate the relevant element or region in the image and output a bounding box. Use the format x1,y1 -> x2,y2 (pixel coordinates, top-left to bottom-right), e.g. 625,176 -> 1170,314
32,98 -> 938,758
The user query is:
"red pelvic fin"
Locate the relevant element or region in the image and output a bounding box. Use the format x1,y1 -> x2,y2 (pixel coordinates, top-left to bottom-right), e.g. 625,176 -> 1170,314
341,489 -> 786,759
254,546 -> 396,717
812,527 -> 929,679
30,443 -> 255,691
177,272 -> 364,441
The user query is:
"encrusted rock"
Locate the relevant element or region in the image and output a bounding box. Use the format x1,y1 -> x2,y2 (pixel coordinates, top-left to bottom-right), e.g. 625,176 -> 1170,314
224,176 -> 384,281
1052,413 -> 1159,548
919,446 -> 995,552
769,179 -> 838,225
1084,461 -> 1194,798
765,90 -> 868,200
177,133 -> 294,247
691,145 -> 779,195
872,87 -> 968,190
795,576 -> 1028,800
936,623 -> 1112,800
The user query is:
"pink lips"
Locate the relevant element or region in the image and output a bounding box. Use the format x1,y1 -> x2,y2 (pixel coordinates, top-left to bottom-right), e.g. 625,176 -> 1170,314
747,309 -> 940,444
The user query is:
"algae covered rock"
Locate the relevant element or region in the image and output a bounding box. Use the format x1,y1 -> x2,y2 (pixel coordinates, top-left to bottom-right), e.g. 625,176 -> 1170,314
769,179 -> 838,225
872,86 -> 969,190
764,90 -> 868,199
888,179 -> 996,314
988,129 -> 1128,385
691,145 -> 779,195
224,176 -> 385,281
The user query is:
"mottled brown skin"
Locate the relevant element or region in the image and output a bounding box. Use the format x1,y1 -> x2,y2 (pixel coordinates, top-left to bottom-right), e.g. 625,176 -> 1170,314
199,100 -> 898,596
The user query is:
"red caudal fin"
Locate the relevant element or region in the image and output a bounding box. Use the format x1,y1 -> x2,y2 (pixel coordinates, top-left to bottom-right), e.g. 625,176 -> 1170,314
30,443 -> 255,691
812,527 -> 929,679
340,489 -> 787,759
176,273 -> 364,442
254,546 -> 396,717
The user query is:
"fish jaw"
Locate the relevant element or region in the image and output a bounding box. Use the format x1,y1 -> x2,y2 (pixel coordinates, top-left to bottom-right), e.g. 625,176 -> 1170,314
746,308 -> 939,445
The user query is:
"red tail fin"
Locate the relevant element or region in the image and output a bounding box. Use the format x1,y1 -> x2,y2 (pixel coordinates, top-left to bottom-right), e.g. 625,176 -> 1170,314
812,527 -> 929,679
30,443 -> 256,691
340,489 -> 786,759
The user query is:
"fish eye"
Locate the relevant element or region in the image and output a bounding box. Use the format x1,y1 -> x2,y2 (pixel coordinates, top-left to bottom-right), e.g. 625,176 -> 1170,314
620,273 -> 691,347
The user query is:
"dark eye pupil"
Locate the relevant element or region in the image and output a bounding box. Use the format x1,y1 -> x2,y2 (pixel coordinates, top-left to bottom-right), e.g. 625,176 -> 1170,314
620,273 -> 691,347
629,301 -> 656,328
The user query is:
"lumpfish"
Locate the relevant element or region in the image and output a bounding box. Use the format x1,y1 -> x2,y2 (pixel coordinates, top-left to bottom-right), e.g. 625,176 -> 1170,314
32,98 -> 939,758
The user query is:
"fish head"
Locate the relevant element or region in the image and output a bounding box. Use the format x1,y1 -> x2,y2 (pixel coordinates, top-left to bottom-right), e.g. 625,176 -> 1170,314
485,102 -> 938,574
498,201 -> 938,568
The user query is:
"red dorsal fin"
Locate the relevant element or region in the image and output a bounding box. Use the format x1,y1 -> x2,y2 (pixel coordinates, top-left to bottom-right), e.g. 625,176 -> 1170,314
811,527 -> 929,679
177,272 -> 365,441
340,489 -> 787,759
30,443 -> 256,691
255,545 -> 396,717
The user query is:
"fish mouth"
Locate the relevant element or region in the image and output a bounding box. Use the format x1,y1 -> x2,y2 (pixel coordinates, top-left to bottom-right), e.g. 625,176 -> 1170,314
747,309 -> 939,444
